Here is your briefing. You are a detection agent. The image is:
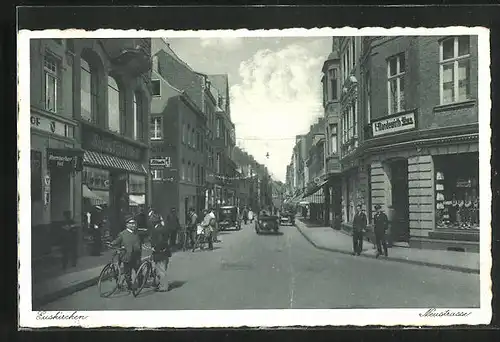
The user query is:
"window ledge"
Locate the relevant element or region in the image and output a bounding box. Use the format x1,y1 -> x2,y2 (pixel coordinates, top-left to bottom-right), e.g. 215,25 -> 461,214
434,99 -> 476,113
151,138 -> 163,141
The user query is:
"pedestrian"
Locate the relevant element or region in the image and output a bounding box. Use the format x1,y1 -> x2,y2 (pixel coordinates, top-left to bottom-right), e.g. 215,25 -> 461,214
352,204 -> 367,256
150,212 -> 171,292
187,208 -> 197,249
60,210 -> 78,270
373,204 -> 389,258
109,215 -> 142,291
91,206 -> 103,256
166,208 -> 181,249
208,207 -> 220,243
201,209 -> 214,250
242,206 -> 248,224
248,208 -> 254,223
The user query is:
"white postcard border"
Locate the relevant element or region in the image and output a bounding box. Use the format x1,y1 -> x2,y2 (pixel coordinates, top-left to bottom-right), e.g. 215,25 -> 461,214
18,26 -> 492,328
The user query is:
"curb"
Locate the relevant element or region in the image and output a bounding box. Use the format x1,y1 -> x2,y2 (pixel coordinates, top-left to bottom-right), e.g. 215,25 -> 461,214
295,222 -> 479,275
33,255 -> 150,309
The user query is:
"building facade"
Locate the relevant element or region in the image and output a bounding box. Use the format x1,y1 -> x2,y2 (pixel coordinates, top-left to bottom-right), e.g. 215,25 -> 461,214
330,35 -> 479,249
150,39 -> 208,226
31,38 -> 152,257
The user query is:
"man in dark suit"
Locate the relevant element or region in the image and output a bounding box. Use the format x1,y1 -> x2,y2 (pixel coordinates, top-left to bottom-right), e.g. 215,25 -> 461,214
110,216 -> 142,290
352,204 -> 367,256
151,214 -> 171,292
166,208 -> 181,249
373,204 -> 389,258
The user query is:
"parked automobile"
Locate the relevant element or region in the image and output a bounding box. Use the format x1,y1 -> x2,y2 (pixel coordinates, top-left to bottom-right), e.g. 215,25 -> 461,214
255,210 -> 280,234
279,210 -> 295,226
218,206 -> 241,231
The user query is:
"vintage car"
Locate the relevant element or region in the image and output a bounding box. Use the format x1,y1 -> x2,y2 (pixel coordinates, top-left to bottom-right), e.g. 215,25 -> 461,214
218,206 -> 241,231
255,211 -> 280,234
279,209 -> 295,226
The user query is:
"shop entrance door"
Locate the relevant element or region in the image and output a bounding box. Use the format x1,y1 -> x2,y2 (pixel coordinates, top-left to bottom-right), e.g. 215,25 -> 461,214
390,159 -> 409,242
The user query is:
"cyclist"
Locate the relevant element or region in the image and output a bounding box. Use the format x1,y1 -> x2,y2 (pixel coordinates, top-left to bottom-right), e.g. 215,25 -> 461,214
109,215 -> 142,291
150,212 -> 171,292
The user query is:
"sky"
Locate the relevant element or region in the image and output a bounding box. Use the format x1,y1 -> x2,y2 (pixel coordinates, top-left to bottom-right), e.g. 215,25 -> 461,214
167,36 -> 332,182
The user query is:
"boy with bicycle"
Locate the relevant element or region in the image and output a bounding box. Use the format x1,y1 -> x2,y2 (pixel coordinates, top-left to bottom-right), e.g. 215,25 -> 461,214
109,215 -> 142,291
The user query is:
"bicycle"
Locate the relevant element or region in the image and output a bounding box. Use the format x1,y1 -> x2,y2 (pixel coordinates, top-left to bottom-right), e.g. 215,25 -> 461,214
133,246 -> 160,297
192,225 -> 212,252
97,246 -> 127,298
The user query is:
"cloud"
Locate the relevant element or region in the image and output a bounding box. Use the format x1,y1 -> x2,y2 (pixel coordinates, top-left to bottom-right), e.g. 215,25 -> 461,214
230,42 -> 327,182
200,37 -> 243,50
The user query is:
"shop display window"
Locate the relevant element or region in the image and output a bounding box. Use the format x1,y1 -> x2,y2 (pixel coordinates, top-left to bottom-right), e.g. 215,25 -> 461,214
434,153 -> 479,230
83,167 -> 110,190
129,174 -> 146,195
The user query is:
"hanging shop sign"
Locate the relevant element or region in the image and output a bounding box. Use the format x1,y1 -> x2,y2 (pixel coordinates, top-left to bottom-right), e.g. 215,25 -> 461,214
372,111 -> 416,137
47,148 -> 84,171
82,127 -> 142,161
150,157 -> 171,168
30,114 -> 75,139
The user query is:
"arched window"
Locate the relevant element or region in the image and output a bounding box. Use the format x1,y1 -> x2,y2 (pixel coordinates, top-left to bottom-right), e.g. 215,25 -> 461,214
107,76 -> 120,133
133,91 -> 144,141
80,58 -> 98,123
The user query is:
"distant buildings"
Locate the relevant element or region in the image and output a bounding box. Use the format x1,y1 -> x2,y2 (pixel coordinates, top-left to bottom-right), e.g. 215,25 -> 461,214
287,35 -> 479,250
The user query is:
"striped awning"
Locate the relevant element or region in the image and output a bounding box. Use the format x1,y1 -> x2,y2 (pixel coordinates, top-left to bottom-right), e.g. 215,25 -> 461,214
302,187 -> 325,204
84,150 -> 146,174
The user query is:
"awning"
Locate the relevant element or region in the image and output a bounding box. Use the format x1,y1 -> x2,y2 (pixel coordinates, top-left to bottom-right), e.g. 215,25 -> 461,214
82,184 -> 104,201
302,180 -> 328,198
84,150 -> 146,174
129,194 -> 145,206
302,187 -> 325,204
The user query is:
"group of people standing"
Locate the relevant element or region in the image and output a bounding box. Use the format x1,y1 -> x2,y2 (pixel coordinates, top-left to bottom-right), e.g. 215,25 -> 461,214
352,203 -> 390,258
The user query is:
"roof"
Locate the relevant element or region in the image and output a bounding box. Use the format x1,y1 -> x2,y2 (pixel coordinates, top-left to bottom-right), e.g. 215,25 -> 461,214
208,74 -> 229,97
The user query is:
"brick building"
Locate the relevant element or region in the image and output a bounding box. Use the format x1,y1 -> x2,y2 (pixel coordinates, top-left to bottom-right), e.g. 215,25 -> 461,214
31,38 -> 152,257
150,39 -> 208,225
328,35 -> 479,250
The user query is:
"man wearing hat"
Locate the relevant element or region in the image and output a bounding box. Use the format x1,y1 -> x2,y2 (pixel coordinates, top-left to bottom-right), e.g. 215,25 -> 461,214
352,203 -> 367,256
373,204 -> 389,258
110,215 -> 142,290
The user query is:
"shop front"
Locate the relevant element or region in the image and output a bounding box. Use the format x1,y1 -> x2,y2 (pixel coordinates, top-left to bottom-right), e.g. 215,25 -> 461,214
81,124 -> 148,239
433,152 -> 479,231
31,111 -> 82,258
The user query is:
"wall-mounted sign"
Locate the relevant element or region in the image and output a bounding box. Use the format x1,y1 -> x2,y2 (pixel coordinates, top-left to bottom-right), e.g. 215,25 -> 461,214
31,114 -> 74,138
82,127 -> 142,161
47,148 -> 83,171
150,157 -> 171,168
372,112 -> 416,137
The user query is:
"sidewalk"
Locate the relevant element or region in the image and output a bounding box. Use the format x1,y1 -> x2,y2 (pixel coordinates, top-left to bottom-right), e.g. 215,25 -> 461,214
295,219 -> 480,274
32,246 -> 152,309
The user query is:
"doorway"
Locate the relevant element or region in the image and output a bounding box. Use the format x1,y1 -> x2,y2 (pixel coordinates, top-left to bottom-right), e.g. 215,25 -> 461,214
390,159 -> 409,242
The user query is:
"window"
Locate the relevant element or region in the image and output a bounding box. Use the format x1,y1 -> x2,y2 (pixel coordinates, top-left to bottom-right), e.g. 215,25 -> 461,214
133,93 -> 139,140
330,124 -> 338,154
152,55 -> 159,73
181,160 -> 185,181
328,69 -> 338,101
187,124 -> 191,146
216,153 -> 221,173
440,36 -> 471,104
81,58 -> 97,122
152,169 -> 163,181
152,80 -> 161,97
387,54 -> 406,114
192,128 -> 195,148
182,123 -> 186,144
216,118 -> 221,138
365,72 -> 371,123
44,55 -> 58,113
352,99 -> 357,137
107,76 -> 120,133
150,117 -> 163,140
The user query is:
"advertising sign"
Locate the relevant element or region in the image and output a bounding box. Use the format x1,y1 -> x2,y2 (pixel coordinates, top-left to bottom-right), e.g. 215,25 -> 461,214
372,112 -> 416,137
47,148 -> 84,171
30,114 -> 74,138
150,157 -> 171,168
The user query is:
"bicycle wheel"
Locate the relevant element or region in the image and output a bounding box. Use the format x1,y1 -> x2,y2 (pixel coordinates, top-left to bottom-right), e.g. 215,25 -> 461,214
133,261 -> 151,297
98,263 -> 119,298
